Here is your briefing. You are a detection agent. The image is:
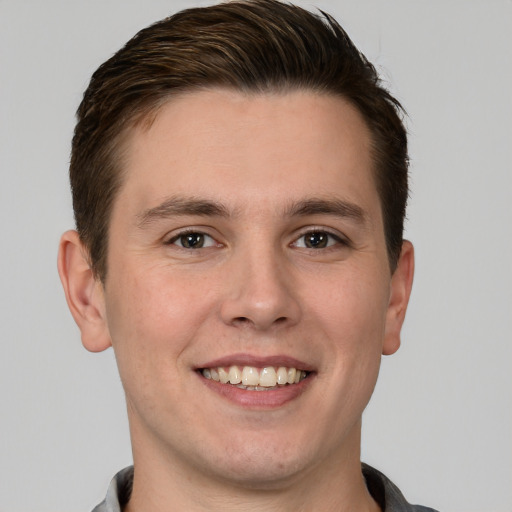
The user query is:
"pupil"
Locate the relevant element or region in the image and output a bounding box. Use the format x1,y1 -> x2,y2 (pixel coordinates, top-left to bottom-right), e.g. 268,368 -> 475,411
306,232 -> 327,248
182,233 -> 204,248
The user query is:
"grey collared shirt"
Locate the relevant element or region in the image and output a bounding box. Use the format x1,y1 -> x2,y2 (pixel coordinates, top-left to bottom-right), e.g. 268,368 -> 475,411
92,464 -> 439,512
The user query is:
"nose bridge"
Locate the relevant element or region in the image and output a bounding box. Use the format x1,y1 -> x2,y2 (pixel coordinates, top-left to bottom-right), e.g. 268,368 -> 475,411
220,234 -> 300,330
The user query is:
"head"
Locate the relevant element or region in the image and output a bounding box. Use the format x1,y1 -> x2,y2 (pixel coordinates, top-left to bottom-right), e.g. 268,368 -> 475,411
70,0 -> 408,282
59,0 -> 414,501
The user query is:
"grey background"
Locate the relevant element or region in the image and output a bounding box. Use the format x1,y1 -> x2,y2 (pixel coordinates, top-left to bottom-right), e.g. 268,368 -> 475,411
1,1 -> 511,510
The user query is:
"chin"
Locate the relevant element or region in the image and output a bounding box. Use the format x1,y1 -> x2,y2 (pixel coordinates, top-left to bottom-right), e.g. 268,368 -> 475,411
214,457 -> 309,490
198,432 -> 321,490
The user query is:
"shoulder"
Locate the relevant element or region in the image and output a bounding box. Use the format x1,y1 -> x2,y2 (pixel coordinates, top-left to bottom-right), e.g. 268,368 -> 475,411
362,463 -> 440,512
91,466 -> 134,512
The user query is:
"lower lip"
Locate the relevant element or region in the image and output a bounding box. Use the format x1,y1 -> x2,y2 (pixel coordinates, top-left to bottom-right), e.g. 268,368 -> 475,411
198,372 -> 314,408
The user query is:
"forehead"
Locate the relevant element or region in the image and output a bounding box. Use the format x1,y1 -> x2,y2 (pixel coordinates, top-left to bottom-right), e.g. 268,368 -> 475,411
116,89 -> 379,219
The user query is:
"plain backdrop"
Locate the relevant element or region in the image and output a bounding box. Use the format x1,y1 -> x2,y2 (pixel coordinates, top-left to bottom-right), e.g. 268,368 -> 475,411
1,1 -> 511,511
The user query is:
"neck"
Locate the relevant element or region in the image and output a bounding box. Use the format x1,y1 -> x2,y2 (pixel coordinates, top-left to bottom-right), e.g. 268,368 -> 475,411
124,419 -> 380,512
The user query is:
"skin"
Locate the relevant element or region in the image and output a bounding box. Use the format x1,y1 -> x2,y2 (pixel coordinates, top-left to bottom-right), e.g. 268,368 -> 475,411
59,89 -> 414,512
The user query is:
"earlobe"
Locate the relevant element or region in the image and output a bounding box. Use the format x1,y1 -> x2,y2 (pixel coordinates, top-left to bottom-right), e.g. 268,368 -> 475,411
57,230 -> 112,352
382,240 -> 415,356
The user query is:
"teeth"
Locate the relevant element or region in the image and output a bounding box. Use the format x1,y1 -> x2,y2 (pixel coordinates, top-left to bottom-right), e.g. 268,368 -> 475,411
276,367 -> 288,385
202,365 -> 308,388
242,366 -> 259,386
259,367 -> 277,387
218,367 -> 229,384
236,384 -> 273,391
228,365 -> 242,384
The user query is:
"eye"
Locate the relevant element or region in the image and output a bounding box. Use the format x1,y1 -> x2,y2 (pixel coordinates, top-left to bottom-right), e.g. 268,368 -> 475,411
293,230 -> 344,249
169,231 -> 217,249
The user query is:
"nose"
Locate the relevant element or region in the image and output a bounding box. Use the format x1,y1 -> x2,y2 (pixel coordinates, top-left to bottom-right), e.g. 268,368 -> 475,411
219,245 -> 301,331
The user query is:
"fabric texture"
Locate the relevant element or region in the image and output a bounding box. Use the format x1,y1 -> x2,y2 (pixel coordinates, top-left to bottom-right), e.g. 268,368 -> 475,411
92,464 -> 438,512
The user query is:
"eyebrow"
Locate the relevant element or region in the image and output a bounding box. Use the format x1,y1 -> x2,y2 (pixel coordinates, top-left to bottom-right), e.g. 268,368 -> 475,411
137,196 -> 231,228
284,198 -> 367,224
137,195 -> 367,228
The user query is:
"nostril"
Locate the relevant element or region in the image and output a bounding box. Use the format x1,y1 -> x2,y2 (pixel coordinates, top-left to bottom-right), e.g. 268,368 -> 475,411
231,315 -> 288,328
232,316 -> 251,326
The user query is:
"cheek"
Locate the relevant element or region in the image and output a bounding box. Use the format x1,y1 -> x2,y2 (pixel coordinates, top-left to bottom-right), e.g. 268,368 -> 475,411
303,272 -> 389,437
309,266 -> 390,394
104,265 -> 218,373
103,272 -> 173,377
109,263 -> 196,329
312,268 -> 389,341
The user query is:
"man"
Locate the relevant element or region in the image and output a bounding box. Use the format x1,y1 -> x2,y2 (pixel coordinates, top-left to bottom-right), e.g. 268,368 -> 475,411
58,1 -> 437,510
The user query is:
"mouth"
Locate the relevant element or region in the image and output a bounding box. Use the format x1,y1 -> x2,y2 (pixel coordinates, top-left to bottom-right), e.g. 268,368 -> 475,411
199,365 -> 310,391
196,355 -> 315,407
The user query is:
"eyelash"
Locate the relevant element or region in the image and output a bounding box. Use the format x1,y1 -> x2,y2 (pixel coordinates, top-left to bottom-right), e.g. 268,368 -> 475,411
166,229 -> 219,249
291,228 -> 349,250
165,227 -> 349,251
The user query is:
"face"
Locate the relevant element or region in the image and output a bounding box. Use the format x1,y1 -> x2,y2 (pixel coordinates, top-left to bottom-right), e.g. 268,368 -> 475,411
82,90 -> 412,487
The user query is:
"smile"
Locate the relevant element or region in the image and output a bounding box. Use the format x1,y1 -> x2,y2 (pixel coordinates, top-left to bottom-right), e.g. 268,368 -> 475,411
200,365 -> 309,390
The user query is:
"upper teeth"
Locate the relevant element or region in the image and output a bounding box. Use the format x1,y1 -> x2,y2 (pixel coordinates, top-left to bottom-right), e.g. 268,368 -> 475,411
201,366 -> 307,388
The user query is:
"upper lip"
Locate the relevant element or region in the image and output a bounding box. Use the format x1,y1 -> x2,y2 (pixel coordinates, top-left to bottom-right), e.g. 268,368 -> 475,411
197,353 -> 315,372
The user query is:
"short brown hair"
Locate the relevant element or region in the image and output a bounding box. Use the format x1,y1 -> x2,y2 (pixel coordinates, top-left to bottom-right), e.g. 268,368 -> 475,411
70,0 -> 408,281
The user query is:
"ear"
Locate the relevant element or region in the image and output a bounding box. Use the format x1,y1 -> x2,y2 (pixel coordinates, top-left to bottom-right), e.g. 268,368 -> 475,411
382,240 -> 415,356
57,230 -> 112,352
